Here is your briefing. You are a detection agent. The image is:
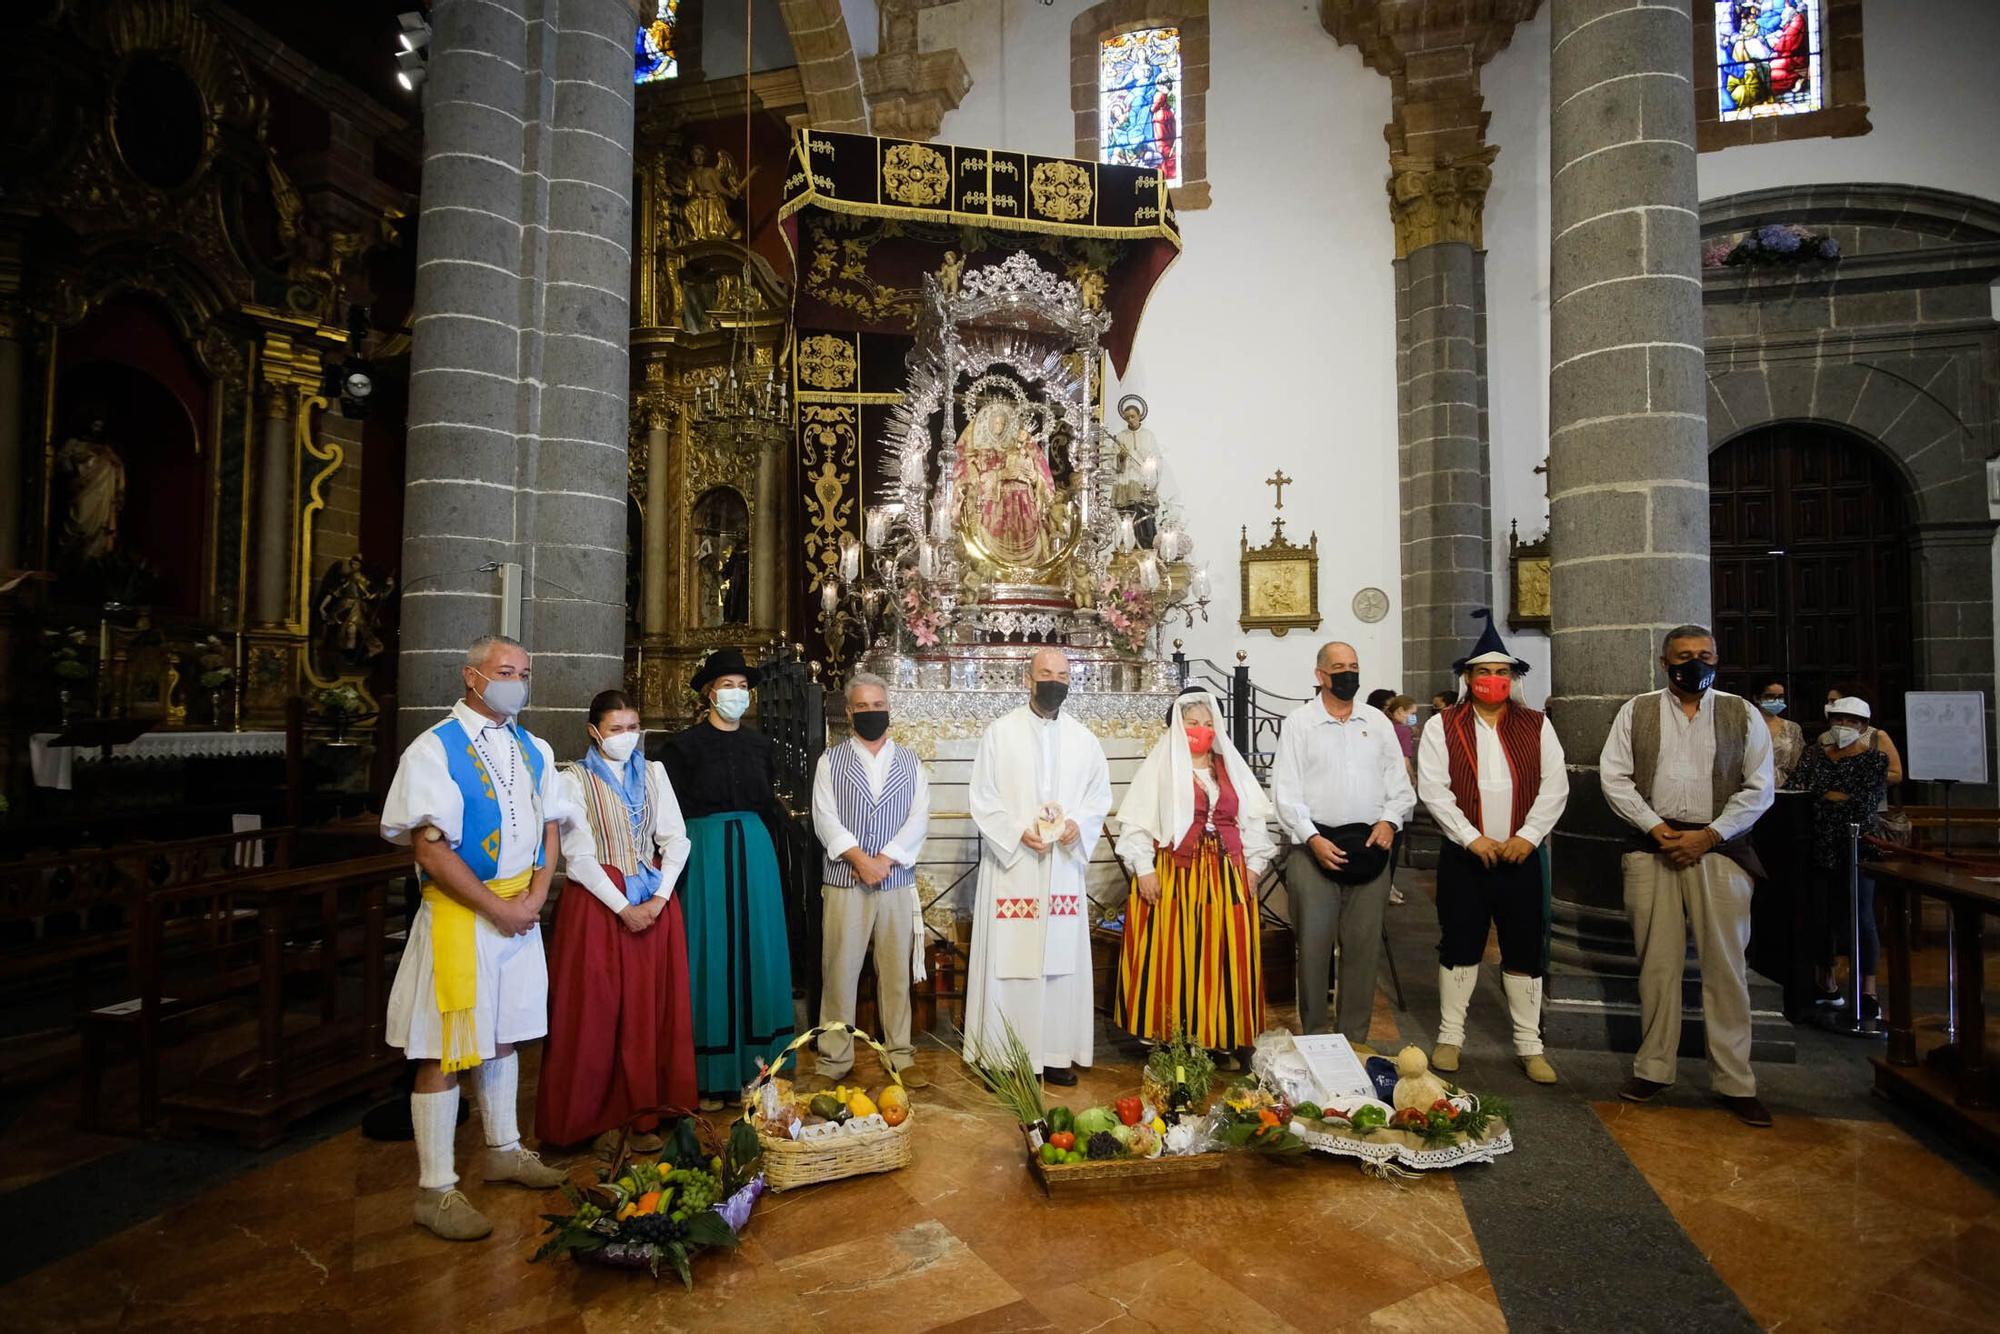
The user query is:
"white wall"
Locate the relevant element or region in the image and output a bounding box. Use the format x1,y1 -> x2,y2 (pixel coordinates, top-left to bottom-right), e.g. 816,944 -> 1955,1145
923,0 -> 1405,699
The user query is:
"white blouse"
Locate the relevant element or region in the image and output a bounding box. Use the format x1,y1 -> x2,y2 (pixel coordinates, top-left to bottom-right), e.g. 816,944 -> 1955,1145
557,760 -> 693,913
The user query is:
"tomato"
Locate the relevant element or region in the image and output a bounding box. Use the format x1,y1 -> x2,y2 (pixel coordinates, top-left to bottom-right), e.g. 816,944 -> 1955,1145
1049,1131 -> 1076,1151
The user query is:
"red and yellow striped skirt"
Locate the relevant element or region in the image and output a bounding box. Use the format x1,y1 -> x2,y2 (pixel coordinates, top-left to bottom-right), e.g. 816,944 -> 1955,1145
1115,835 -> 1263,1050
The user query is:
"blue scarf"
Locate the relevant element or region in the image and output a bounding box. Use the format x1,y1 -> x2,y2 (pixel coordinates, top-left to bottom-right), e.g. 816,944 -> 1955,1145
582,745 -> 663,904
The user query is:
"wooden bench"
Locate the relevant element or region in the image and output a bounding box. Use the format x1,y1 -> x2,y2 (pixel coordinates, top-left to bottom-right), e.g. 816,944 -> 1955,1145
0,827 -> 298,1020
82,851 -> 411,1143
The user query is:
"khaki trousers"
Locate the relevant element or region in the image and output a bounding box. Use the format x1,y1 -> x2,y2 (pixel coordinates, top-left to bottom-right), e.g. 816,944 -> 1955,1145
1622,850 -> 1756,1096
815,883 -> 915,1078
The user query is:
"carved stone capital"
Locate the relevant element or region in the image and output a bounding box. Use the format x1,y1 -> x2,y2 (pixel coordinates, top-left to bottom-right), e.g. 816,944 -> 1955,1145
860,48 -> 972,143
1388,145 -> 1499,257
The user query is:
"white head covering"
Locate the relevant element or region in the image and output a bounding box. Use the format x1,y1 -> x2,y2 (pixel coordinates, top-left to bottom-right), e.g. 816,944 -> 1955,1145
1828,696 -> 1872,721
1114,689 -> 1274,849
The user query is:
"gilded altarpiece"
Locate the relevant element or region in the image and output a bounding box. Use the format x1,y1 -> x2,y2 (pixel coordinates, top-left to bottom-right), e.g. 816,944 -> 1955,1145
0,0 -> 399,746
628,119 -> 794,725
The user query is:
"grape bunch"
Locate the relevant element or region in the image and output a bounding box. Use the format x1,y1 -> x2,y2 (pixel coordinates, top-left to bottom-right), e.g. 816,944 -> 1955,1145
662,1167 -> 720,1212
621,1212 -> 688,1245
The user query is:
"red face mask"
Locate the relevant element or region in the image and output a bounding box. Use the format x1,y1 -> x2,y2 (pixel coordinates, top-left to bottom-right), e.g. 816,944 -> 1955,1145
1470,676 -> 1511,704
1184,724 -> 1215,755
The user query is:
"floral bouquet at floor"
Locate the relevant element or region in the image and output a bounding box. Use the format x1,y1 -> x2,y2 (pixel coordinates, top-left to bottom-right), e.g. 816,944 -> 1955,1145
532,1113 -> 766,1285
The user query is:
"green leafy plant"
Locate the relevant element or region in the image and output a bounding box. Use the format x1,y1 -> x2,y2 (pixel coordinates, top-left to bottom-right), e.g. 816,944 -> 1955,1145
1143,1028 -> 1216,1113
969,1015 -> 1047,1129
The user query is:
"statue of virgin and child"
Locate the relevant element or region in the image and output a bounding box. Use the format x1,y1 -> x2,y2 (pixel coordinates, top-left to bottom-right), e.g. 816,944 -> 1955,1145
951,398 -> 1075,576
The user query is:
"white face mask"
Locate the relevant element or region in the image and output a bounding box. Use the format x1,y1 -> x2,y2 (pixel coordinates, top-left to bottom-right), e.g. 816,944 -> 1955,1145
595,729 -> 641,763
1828,725 -> 1862,750
713,687 -> 751,722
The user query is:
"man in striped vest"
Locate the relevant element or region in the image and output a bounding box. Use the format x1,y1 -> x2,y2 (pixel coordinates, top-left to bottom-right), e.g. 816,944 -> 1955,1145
810,671 -> 933,1088
1416,611 -> 1569,1084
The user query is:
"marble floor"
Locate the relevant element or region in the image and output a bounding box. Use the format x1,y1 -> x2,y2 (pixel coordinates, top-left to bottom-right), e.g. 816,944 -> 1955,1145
2,877 -> 1996,1332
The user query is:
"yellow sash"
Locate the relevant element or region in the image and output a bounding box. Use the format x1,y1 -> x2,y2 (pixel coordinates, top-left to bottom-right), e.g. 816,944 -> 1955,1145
424,867 -> 533,1073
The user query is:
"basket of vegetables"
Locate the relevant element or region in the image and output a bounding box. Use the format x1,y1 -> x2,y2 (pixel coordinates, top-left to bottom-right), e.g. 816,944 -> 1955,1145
969,1017 -> 1223,1197
742,1023 -> 915,1191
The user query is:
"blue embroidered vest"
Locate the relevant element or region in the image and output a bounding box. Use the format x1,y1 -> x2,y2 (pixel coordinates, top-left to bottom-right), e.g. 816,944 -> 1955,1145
426,717 -> 547,881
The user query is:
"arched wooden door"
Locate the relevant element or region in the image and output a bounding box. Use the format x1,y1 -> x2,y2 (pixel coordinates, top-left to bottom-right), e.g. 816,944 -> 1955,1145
1709,423 -> 1915,739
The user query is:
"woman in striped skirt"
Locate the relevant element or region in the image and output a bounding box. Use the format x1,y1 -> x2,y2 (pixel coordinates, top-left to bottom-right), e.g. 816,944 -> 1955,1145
1113,688 -> 1277,1061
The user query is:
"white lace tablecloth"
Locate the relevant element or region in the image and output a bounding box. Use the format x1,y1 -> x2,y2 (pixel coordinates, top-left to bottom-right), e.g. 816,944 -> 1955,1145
32,730 -> 288,787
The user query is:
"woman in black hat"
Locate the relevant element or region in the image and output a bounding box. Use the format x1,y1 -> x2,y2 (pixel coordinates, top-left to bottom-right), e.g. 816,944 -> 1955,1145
661,648 -> 794,1108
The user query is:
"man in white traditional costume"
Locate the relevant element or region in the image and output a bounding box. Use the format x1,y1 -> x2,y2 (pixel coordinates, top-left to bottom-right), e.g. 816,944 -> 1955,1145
380,634 -> 569,1241
964,648 -> 1113,1085
811,671 -> 932,1089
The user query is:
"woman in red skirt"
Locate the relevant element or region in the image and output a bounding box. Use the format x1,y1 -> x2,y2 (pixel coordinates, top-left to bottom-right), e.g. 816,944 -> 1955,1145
535,689 -> 695,1152
1113,687 -> 1278,1067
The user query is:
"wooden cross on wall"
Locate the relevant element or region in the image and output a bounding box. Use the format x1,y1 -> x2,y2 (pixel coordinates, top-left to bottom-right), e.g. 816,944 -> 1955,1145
1266,470 -> 1292,511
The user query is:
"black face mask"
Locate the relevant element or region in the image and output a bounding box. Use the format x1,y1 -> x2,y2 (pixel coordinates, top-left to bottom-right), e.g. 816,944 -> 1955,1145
1321,671 -> 1361,702
1666,659 -> 1717,696
1033,680 -> 1069,714
852,709 -> 890,742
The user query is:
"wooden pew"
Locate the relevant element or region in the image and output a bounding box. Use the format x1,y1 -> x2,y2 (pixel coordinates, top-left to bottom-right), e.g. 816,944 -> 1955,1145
0,826 -> 297,1019
84,851 -> 411,1143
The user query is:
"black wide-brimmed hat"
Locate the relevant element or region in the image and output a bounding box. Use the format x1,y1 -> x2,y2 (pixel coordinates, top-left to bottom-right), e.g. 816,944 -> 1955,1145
690,647 -> 762,693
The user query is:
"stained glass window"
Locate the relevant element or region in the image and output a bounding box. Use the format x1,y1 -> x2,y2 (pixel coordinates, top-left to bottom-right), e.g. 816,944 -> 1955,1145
635,0 -> 680,85
1715,0 -> 1824,120
1099,27 -> 1182,186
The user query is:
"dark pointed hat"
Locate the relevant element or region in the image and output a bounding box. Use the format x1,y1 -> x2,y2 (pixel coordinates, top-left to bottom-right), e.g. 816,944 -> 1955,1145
1452,608 -> 1529,675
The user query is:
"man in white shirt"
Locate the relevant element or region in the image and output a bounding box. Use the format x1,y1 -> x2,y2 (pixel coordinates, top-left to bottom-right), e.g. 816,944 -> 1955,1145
1599,624 -> 1776,1127
1416,611 -> 1569,1083
963,648 -> 1113,1085
1269,641 -> 1417,1050
379,634 -> 569,1241
811,672 -> 932,1089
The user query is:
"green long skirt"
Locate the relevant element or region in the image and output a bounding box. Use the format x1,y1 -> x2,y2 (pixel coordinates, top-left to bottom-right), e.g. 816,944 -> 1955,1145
683,811 -> 795,1098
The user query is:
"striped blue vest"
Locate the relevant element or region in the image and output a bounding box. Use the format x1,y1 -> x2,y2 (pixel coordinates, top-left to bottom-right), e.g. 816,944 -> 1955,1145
822,740 -> 919,891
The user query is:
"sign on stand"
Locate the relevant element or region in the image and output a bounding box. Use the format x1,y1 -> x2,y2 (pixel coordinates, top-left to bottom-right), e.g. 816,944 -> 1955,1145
1904,691 -> 1990,784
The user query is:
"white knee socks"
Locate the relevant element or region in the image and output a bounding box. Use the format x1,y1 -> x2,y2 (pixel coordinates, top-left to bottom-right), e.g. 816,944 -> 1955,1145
412,1086 -> 460,1190
1436,965 -> 1479,1046
475,1052 -> 521,1153
1503,972 -> 1544,1057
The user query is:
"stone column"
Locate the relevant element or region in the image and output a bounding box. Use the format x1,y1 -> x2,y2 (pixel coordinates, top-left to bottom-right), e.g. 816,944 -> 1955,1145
1323,2 -> 1535,694
640,406 -> 672,641
253,384 -> 297,626
398,0 -> 641,748
1392,154 -> 1498,693
1544,0 -> 1727,1045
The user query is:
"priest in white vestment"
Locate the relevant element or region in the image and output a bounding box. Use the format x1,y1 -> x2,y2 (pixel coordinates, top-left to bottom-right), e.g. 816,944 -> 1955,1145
963,648 -> 1113,1085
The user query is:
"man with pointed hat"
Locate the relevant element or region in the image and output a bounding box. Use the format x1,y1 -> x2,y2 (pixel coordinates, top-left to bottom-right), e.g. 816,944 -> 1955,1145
1415,610 -> 1569,1084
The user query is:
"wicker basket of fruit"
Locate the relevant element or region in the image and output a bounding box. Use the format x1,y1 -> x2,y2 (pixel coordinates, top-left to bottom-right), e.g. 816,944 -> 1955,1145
744,1023 -> 914,1191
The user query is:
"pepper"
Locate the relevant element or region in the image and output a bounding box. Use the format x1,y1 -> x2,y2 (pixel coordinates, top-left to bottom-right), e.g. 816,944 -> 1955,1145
1115,1095 -> 1144,1127
1049,1131 -> 1076,1151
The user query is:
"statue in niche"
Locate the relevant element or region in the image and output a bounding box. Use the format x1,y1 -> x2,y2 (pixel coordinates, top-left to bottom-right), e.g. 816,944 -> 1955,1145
692,487 -> 751,626
682,145 -> 755,243
952,398 -> 1065,571
55,412 -> 126,563
1111,394 -> 1160,548
314,555 -> 395,671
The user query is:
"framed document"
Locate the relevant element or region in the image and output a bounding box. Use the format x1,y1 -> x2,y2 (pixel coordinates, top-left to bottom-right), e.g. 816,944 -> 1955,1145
1507,524 -> 1550,631
1239,523 -> 1321,637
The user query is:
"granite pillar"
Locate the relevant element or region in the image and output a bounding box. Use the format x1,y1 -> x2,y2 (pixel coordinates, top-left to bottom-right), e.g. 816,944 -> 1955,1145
398,0 -> 640,748
1543,0 -> 1775,1056
1396,235 -> 1492,696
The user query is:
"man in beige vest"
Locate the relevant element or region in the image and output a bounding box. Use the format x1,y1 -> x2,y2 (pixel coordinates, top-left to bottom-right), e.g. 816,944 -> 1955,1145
1598,624 -> 1775,1126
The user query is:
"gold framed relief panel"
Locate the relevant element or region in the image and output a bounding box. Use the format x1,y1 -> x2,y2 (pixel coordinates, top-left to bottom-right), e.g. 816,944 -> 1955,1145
1508,528 -> 1551,632
1239,525 -> 1321,637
